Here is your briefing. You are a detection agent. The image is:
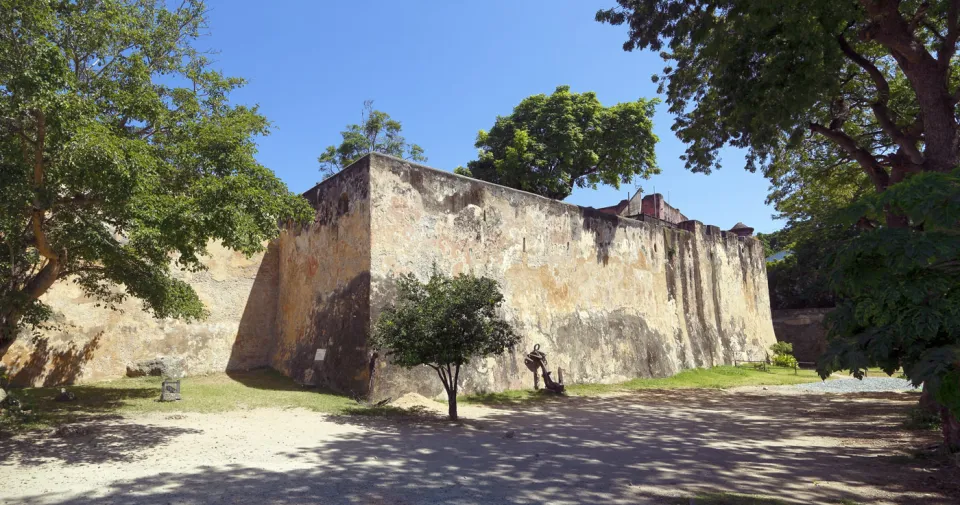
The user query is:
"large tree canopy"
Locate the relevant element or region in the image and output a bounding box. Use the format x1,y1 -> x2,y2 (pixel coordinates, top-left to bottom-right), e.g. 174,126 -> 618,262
462,86 -> 659,200
0,0 -> 312,357
597,1 -> 958,188
599,1 -> 960,450
318,100 -> 425,180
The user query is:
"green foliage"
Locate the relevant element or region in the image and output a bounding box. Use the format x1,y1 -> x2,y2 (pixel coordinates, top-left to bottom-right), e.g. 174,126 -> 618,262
772,353 -> 799,369
770,341 -> 793,356
765,223 -> 858,310
770,341 -> 799,368
0,0 -> 313,353
817,169 -> 960,435
371,269 -> 520,419
597,1 -> 958,175
318,100 -> 426,179
466,86 -> 659,200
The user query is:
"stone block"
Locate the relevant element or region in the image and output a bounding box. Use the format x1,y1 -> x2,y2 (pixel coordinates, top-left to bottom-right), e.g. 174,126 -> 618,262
126,356 -> 185,379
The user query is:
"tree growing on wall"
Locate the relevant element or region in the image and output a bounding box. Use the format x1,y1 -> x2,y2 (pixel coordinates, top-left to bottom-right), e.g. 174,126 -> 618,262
371,269 -> 520,420
461,86 -> 659,200
0,0 -> 313,360
318,101 -> 426,180
597,0 -> 960,450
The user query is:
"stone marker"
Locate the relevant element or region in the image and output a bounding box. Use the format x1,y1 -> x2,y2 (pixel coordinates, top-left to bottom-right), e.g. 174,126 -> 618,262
160,379 -> 182,402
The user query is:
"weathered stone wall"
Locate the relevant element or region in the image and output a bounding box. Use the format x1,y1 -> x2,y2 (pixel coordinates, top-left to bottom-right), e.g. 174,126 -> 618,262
1,242 -> 279,387
771,308 -> 832,363
365,154 -> 776,401
274,157 -> 371,395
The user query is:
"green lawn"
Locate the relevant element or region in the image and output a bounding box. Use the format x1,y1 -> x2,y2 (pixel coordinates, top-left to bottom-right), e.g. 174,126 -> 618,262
0,368 -> 358,432
2,365 -> 830,432
464,365 -> 826,405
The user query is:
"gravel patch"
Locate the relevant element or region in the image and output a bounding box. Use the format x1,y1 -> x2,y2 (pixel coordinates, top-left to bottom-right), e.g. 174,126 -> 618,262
791,377 -> 918,393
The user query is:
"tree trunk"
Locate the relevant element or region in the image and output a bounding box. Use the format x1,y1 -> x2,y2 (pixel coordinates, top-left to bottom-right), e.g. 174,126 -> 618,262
447,388 -> 458,421
919,383 -> 940,415
0,310 -> 21,362
941,406 -> 960,453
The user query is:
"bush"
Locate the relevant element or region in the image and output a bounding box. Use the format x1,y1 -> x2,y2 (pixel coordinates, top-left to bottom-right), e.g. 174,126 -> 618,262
769,342 -> 799,369
772,353 -> 799,369
770,341 -> 793,356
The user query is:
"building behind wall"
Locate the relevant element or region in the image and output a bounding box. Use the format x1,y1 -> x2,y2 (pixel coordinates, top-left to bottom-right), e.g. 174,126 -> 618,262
3,153 -> 778,399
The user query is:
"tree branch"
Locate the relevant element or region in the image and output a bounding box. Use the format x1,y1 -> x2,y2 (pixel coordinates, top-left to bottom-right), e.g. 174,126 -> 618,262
809,122 -> 890,191
941,0 -> 959,67
30,111 -> 58,262
837,35 -> 924,164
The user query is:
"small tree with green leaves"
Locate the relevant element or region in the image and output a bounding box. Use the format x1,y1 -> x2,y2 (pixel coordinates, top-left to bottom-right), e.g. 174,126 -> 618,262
371,270 -> 520,420
318,101 -> 426,180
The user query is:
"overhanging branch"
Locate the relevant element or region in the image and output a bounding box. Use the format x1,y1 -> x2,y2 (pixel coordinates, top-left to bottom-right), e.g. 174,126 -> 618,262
809,122 -> 890,191
838,35 -> 924,164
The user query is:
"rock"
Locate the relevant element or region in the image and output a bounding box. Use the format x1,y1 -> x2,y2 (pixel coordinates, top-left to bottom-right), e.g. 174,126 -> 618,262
54,388 -> 77,402
126,356 -> 185,378
503,431 -> 515,439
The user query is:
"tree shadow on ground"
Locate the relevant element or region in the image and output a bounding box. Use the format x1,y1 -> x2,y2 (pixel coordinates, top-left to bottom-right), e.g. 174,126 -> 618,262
0,382 -> 159,439
0,419 -> 202,467
13,390 -> 959,505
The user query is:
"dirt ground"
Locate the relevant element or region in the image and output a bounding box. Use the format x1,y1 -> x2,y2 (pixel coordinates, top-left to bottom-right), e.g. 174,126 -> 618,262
1,388 -> 957,505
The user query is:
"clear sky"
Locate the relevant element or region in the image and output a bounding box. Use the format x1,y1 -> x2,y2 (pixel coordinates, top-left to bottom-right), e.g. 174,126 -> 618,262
201,0 -> 783,233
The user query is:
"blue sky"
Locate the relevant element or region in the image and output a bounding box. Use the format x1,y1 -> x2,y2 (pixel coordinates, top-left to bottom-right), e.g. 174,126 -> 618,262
202,0 -> 782,233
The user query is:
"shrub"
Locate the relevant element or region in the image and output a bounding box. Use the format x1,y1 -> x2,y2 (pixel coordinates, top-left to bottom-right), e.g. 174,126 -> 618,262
772,353 -> 799,369
770,341 -> 793,356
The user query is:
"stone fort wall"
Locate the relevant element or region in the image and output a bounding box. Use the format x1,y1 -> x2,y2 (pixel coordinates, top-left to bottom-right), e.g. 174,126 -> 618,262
2,153 -> 777,398
363,154 -> 775,400
1,241 -> 279,387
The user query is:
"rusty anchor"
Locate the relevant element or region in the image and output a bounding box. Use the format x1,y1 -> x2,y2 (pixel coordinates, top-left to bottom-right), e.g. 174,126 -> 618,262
523,344 -> 565,394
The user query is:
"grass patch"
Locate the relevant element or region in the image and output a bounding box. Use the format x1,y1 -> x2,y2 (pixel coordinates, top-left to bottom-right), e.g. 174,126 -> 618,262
1,368 -> 357,432
463,365 -> 827,406
2,365 -> 832,430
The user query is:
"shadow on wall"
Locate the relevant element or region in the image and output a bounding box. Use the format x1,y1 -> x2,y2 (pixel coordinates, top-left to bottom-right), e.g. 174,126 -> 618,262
7,332 -> 103,387
295,271 -> 371,397
226,241 -> 282,373
11,390 -> 956,504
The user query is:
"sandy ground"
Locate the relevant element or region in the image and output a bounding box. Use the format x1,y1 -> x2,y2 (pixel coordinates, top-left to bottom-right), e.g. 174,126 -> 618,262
1,389 -> 957,505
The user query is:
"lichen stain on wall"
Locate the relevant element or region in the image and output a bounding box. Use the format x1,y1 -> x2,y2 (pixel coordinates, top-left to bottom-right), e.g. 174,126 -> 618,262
366,154 -> 776,401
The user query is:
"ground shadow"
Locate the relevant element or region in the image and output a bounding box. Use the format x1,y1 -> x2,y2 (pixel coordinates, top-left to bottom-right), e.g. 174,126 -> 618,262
0,419 -> 202,466
11,390 -> 958,504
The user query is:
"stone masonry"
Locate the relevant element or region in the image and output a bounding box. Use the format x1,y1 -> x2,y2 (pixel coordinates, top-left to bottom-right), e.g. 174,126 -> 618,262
3,153 -> 777,399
